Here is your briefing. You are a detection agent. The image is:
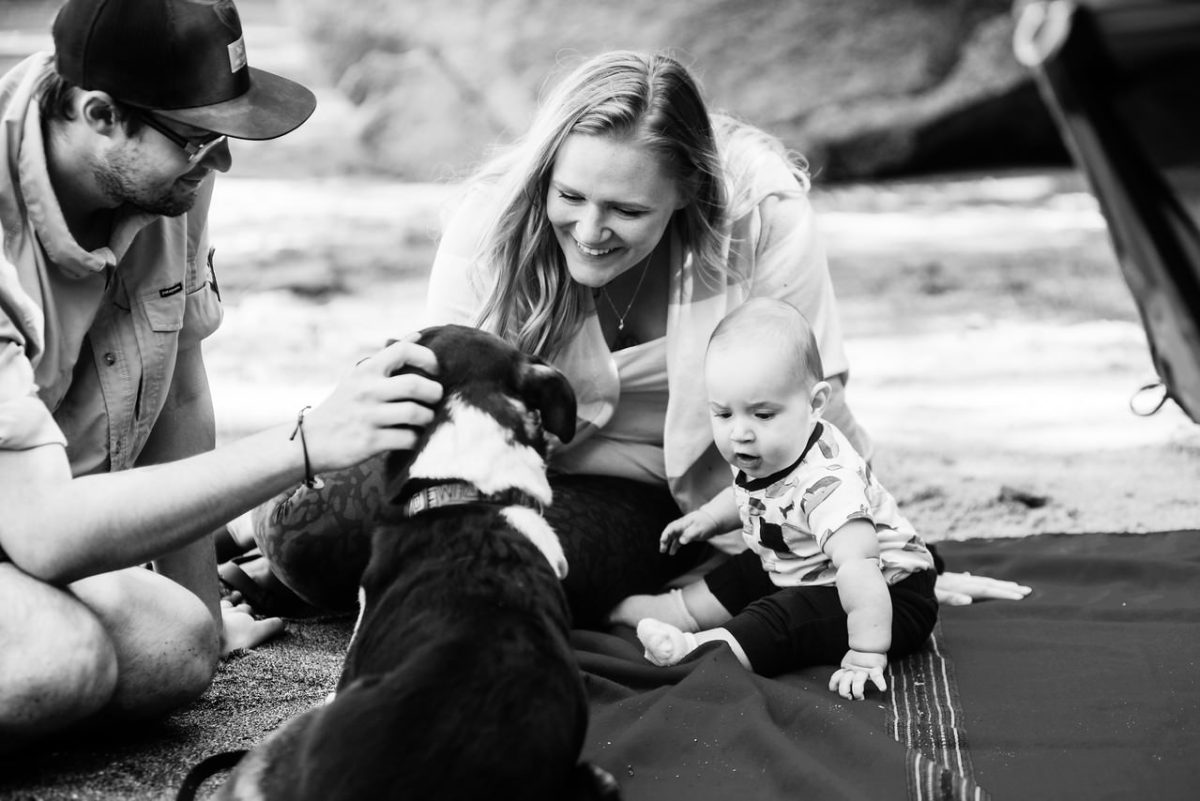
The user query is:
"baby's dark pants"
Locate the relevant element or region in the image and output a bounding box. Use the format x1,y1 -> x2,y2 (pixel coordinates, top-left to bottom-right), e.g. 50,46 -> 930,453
704,549 -> 939,677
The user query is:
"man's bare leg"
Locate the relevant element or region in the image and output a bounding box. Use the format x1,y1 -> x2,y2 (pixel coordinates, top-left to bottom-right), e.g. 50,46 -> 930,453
70,566 -> 220,719
0,563 -> 118,752
0,564 -> 219,753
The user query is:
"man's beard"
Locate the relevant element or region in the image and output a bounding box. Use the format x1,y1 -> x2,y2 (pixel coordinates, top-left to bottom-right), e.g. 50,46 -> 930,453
93,149 -> 202,218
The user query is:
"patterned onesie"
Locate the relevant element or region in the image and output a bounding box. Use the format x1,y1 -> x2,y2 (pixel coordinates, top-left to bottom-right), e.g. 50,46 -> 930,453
702,422 -> 939,676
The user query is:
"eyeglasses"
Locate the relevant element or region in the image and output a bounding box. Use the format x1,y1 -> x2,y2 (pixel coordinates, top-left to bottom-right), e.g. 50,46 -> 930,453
138,112 -> 227,165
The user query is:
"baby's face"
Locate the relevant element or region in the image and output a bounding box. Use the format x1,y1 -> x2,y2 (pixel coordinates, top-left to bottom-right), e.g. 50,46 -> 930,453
705,341 -> 820,479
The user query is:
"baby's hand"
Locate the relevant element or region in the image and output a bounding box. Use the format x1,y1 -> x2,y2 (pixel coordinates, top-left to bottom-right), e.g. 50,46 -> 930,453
829,650 -> 888,700
659,509 -> 719,555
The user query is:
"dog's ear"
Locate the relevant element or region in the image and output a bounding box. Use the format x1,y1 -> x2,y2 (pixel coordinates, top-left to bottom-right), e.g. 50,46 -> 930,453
567,763 -> 622,800
517,361 -> 577,444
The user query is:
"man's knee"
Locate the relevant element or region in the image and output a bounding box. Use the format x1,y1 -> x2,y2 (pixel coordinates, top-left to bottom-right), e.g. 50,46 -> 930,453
71,568 -> 220,718
0,565 -> 119,745
144,580 -> 221,709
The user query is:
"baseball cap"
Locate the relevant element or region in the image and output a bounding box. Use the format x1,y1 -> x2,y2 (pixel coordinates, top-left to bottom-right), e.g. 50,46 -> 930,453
52,0 -> 316,140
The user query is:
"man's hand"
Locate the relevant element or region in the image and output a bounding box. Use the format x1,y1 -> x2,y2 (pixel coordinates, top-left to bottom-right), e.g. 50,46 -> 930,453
303,334 -> 443,473
829,650 -> 888,700
220,599 -> 285,656
660,508 -> 721,555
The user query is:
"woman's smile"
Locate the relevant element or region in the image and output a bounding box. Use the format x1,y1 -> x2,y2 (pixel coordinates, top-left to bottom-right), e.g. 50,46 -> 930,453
574,239 -> 617,258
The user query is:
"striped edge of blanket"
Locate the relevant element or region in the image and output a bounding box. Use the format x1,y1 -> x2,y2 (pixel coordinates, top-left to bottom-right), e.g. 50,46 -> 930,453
886,623 -> 991,801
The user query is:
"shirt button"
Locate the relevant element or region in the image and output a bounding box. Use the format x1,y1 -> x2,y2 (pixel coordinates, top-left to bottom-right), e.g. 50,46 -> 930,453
104,352 -> 117,366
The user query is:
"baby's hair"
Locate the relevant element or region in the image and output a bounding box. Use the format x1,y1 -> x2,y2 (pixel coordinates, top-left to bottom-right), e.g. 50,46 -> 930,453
708,298 -> 824,386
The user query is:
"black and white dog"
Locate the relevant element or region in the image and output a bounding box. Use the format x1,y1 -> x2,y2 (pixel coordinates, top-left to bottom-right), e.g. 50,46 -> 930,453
195,325 -> 619,801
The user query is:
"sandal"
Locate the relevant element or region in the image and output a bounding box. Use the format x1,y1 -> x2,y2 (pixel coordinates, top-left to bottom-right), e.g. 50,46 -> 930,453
218,550 -> 324,619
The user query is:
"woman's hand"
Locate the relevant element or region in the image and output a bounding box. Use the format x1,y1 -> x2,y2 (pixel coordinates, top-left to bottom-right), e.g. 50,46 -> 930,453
301,334 -> 443,473
660,507 -> 721,555
935,571 -> 1032,606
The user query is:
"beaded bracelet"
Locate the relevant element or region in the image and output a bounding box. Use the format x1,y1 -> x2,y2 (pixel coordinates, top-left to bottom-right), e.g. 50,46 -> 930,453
289,405 -> 324,489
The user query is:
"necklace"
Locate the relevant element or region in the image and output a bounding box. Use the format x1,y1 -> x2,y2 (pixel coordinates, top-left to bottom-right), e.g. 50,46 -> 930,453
599,255 -> 652,334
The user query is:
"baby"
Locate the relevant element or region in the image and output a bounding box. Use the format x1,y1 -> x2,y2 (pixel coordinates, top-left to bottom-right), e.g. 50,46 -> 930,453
613,298 -> 939,700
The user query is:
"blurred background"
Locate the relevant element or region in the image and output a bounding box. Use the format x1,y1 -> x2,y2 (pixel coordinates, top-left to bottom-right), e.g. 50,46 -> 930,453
0,0 -> 1073,181
3,0 -> 1198,539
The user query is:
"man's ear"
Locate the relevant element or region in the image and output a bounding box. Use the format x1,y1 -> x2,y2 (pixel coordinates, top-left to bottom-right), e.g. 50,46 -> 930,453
78,91 -> 124,137
809,380 -> 833,420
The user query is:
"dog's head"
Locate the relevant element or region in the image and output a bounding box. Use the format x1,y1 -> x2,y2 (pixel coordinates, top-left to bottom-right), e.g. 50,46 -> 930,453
383,324 -> 577,506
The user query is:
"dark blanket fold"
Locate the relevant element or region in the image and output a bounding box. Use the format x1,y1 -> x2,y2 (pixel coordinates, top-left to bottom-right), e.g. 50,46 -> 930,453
574,627 -> 985,801
935,531 -> 1200,801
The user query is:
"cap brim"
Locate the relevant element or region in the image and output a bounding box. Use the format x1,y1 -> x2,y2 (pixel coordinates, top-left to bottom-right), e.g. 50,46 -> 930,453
153,67 -> 317,141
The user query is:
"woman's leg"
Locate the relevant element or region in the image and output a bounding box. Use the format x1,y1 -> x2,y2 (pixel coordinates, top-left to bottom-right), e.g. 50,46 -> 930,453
249,467 -> 714,626
543,474 -> 711,629
248,455 -> 387,612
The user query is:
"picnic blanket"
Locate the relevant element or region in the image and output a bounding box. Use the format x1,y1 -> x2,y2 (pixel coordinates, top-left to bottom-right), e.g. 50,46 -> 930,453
935,530 -> 1200,800
577,530 -> 1200,801
3,530 -> 1199,800
575,625 -> 981,801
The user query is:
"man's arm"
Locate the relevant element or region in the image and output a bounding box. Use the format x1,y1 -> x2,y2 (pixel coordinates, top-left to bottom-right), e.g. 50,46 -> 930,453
0,338 -> 443,586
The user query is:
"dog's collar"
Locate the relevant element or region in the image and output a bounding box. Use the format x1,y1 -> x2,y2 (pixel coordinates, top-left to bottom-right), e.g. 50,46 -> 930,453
399,480 -> 544,518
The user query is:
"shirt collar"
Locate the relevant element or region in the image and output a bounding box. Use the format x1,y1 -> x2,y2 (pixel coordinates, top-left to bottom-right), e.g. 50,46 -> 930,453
18,102 -> 156,280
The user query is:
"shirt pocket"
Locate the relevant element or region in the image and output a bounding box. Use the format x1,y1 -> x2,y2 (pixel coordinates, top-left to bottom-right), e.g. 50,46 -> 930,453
139,284 -> 186,332
179,248 -> 223,348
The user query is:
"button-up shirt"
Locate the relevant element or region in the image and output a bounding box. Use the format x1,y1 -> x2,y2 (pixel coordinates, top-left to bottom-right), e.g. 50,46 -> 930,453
0,53 -> 222,477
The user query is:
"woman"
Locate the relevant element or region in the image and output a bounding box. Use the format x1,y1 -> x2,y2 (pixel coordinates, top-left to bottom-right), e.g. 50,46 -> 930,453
235,50 -> 1028,623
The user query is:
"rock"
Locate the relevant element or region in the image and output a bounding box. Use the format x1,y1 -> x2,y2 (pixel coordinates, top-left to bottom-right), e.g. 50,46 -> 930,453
285,0 -> 1070,181
998,484 -> 1051,508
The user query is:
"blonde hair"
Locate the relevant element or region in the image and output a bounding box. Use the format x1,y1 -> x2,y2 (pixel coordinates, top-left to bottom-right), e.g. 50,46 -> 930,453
465,51 -> 813,361
467,50 -> 729,359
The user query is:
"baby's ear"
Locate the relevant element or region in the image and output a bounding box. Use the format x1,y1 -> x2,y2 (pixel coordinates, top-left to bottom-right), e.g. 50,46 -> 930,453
810,380 -> 833,419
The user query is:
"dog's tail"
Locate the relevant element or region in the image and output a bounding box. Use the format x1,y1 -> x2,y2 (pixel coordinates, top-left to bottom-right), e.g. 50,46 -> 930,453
175,749 -> 248,801
571,762 -> 623,800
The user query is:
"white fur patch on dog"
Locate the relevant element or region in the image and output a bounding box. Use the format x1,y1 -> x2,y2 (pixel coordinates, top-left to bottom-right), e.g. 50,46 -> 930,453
408,395 -> 553,504
502,506 -> 569,580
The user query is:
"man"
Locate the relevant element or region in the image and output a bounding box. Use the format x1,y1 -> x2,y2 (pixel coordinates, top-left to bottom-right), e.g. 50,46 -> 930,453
0,0 -> 442,750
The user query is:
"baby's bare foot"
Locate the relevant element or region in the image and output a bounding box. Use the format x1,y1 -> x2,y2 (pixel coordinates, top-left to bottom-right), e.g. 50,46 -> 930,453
637,618 -> 696,666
